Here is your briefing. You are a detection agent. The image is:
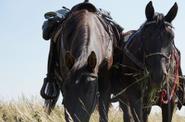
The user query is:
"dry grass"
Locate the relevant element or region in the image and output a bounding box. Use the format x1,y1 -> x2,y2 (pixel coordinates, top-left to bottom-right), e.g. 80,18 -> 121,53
0,97 -> 184,122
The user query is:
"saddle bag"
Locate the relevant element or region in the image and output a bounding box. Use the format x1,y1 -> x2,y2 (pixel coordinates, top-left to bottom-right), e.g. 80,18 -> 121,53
42,7 -> 69,40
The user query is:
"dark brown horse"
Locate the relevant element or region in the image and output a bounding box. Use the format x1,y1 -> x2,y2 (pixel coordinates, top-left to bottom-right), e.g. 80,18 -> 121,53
110,1 -> 184,122
42,2 -> 120,121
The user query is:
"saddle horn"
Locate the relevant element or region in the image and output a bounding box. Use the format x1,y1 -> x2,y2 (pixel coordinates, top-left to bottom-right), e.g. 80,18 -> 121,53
84,0 -> 89,3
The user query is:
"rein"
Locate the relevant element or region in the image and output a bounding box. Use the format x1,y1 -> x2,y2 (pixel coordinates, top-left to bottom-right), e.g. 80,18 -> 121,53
111,73 -> 149,101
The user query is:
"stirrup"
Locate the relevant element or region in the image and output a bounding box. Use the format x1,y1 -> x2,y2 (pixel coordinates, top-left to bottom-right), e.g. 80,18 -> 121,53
40,77 -> 60,100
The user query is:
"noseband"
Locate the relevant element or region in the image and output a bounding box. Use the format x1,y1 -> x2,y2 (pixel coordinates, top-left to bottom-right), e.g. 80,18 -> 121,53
145,52 -> 170,60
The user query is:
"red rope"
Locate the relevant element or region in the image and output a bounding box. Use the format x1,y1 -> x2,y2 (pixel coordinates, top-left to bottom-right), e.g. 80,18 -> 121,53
160,49 -> 180,104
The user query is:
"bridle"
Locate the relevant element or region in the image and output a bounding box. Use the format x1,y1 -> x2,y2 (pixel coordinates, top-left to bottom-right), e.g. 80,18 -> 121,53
124,20 -> 180,104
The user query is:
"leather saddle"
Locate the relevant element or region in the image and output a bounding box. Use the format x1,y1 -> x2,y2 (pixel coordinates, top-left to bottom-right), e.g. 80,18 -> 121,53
71,2 -> 97,13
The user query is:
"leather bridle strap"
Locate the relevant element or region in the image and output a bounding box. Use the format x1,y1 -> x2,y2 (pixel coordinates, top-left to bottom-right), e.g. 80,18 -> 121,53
145,52 -> 170,60
124,47 -> 145,70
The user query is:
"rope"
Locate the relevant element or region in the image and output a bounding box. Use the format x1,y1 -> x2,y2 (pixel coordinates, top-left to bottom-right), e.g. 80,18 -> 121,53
160,50 -> 180,104
111,73 -> 149,100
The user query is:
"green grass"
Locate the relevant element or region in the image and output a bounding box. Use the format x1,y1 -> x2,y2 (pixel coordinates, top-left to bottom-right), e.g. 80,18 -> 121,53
0,97 -> 184,122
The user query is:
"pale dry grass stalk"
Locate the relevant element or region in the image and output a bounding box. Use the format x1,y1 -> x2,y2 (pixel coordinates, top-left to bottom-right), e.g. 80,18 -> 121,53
0,97 -> 185,122
148,112 -> 185,122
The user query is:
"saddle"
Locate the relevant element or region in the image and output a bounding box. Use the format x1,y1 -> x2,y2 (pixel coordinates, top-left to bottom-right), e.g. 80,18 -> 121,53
42,2 -> 123,41
71,2 -> 97,13
44,7 -> 70,20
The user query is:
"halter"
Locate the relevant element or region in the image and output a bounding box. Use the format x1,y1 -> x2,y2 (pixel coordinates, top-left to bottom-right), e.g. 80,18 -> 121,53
123,20 -> 179,104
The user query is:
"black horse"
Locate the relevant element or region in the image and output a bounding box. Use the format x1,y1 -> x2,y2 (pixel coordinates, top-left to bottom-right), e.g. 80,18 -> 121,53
110,1 -> 184,122
41,1 -> 120,121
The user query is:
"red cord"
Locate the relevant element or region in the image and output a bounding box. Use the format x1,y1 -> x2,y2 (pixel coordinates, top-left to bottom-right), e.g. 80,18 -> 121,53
160,49 -> 179,104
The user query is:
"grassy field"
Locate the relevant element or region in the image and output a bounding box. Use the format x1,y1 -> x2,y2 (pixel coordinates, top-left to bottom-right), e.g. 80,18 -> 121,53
0,97 -> 185,122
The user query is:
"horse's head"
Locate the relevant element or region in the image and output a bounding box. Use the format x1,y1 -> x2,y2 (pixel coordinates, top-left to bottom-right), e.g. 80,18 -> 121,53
63,51 -> 98,121
141,1 -> 178,87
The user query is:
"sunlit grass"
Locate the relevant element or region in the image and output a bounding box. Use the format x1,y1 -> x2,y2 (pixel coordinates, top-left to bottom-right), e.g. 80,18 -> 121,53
0,97 -> 184,122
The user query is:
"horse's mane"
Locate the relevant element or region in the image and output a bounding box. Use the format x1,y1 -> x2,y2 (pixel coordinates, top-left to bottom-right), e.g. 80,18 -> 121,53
139,12 -> 166,29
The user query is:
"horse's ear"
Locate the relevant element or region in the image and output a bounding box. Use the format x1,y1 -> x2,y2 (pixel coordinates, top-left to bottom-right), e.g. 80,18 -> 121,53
165,2 -> 178,23
65,51 -> 75,69
145,1 -> 155,21
87,51 -> 97,71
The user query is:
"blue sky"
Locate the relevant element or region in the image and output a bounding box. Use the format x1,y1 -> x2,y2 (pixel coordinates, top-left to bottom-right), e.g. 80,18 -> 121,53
0,0 -> 185,113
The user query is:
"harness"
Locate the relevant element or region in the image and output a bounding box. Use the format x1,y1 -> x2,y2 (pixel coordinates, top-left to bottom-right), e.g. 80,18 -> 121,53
123,20 -> 180,104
